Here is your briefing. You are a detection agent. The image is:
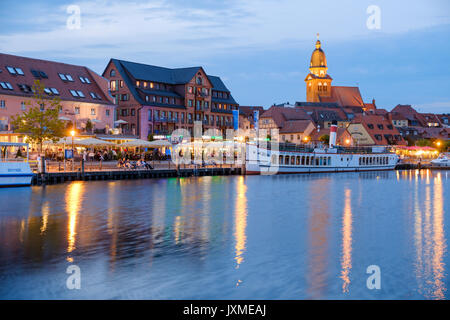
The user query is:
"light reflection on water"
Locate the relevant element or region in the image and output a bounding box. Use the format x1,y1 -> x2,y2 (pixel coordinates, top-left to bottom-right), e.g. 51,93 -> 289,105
0,170 -> 448,299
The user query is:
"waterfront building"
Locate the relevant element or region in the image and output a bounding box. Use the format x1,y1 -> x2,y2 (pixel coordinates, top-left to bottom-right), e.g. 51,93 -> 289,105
238,106 -> 264,131
279,120 -> 316,144
347,114 -> 406,146
0,53 -> 115,142
102,59 -> 239,139
258,105 -> 311,133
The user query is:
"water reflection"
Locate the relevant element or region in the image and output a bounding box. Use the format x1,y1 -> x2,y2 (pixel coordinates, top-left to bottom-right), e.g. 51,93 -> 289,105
66,182 -> 83,262
414,172 -> 447,299
340,188 -> 352,293
0,171 -> 448,299
307,178 -> 330,299
234,176 -> 248,269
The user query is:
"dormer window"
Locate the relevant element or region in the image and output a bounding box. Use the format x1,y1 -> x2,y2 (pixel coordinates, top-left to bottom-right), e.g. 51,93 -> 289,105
79,76 -> 91,84
59,73 -> 73,81
110,69 -> 116,77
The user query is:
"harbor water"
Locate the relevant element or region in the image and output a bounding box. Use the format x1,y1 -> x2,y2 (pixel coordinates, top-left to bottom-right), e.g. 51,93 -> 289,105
0,170 -> 448,299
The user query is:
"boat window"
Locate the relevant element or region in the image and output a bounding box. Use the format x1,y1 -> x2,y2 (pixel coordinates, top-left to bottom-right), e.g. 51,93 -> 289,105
272,155 -> 277,165
284,155 -> 290,165
315,157 -> 319,166
306,156 -> 309,165
291,156 -> 295,165
279,155 -> 283,165
296,156 -> 300,165
328,157 -> 331,166
301,156 -> 305,165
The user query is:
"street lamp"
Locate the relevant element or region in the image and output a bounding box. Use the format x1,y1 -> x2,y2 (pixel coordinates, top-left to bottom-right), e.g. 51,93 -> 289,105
71,130 -> 75,171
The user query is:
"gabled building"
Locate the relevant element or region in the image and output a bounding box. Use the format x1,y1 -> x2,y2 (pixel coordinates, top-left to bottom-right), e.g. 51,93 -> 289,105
239,106 -> 264,130
347,114 -> 406,146
279,119 -> 316,144
0,53 -> 115,137
102,59 -> 238,139
259,106 -> 311,131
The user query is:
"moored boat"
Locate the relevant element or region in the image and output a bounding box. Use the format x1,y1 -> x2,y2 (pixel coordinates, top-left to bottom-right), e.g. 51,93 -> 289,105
246,123 -> 399,175
0,142 -> 33,187
430,153 -> 450,167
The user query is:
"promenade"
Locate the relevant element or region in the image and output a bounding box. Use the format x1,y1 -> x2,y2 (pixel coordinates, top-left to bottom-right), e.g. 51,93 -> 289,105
31,160 -> 242,185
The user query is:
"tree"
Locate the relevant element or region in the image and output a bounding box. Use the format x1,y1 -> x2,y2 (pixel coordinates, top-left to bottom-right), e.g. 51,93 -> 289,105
11,80 -> 66,153
416,139 -> 431,147
85,118 -> 93,133
147,133 -> 154,141
319,134 -> 330,145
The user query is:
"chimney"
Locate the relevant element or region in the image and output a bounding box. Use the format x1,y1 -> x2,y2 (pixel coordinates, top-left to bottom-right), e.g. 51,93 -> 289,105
329,120 -> 337,148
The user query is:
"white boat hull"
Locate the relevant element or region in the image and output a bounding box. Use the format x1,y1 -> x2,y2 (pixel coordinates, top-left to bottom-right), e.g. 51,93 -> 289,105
0,162 -> 33,187
245,144 -> 399,175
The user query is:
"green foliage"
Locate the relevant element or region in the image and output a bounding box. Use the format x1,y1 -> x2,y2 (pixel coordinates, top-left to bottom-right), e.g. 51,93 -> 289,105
416,139 -> 431,147
85,119 -> 93,133
147,133 -> 154,141
319,134 -> 330,144
11,80 -> 66,152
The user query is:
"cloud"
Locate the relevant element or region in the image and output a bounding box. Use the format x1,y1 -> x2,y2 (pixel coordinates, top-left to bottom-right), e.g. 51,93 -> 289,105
0,0 -> 449,64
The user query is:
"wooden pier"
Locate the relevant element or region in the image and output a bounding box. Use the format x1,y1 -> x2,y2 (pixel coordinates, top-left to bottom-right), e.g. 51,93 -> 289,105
32,167 -> 242,185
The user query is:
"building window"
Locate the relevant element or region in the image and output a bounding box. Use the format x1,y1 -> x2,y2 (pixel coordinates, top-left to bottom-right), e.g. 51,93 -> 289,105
106,109 -> 110,117
131,109 -> 136,116
188,99 -> 193,107
75,107 -> 80,114
79,76 -> 91,84
21,102 -> 26,110
0,100 -> 5,109
110,69 -> 116,77
148,110 -> 152,121
110,80 -> 116,91
91,108 -> 96,115
0,82 -> 13,90
196,77 -> 202,85
136,81 -> 140,87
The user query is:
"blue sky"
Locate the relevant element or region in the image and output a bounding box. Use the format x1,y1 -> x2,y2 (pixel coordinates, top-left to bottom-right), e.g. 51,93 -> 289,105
1,0 -> 450,113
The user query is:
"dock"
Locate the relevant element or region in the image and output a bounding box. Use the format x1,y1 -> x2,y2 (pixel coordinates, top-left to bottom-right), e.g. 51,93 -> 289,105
32,167 -> 242,185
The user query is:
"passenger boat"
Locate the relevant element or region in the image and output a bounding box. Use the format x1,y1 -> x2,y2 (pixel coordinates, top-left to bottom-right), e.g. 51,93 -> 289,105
0,142 -> 33,187
245,123 -> 399,174
430,153 -> 450,167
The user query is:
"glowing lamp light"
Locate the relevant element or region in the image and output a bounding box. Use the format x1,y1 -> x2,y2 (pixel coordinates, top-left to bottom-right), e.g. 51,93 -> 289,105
70,130 -> 75,137
345,139 -> 351,145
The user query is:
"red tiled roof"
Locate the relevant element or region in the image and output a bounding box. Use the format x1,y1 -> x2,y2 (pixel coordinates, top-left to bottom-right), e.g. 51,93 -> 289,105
0,53 -> 112,105
319,86 -> 364,108
279,120 -> 314,133
239,106 -> 264,117
391,104 -> 418,115
352,114 -> 406,145
260,106 -> 311,128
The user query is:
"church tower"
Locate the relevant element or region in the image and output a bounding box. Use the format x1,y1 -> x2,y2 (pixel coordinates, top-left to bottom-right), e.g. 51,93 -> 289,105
305,34 -> 333,102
